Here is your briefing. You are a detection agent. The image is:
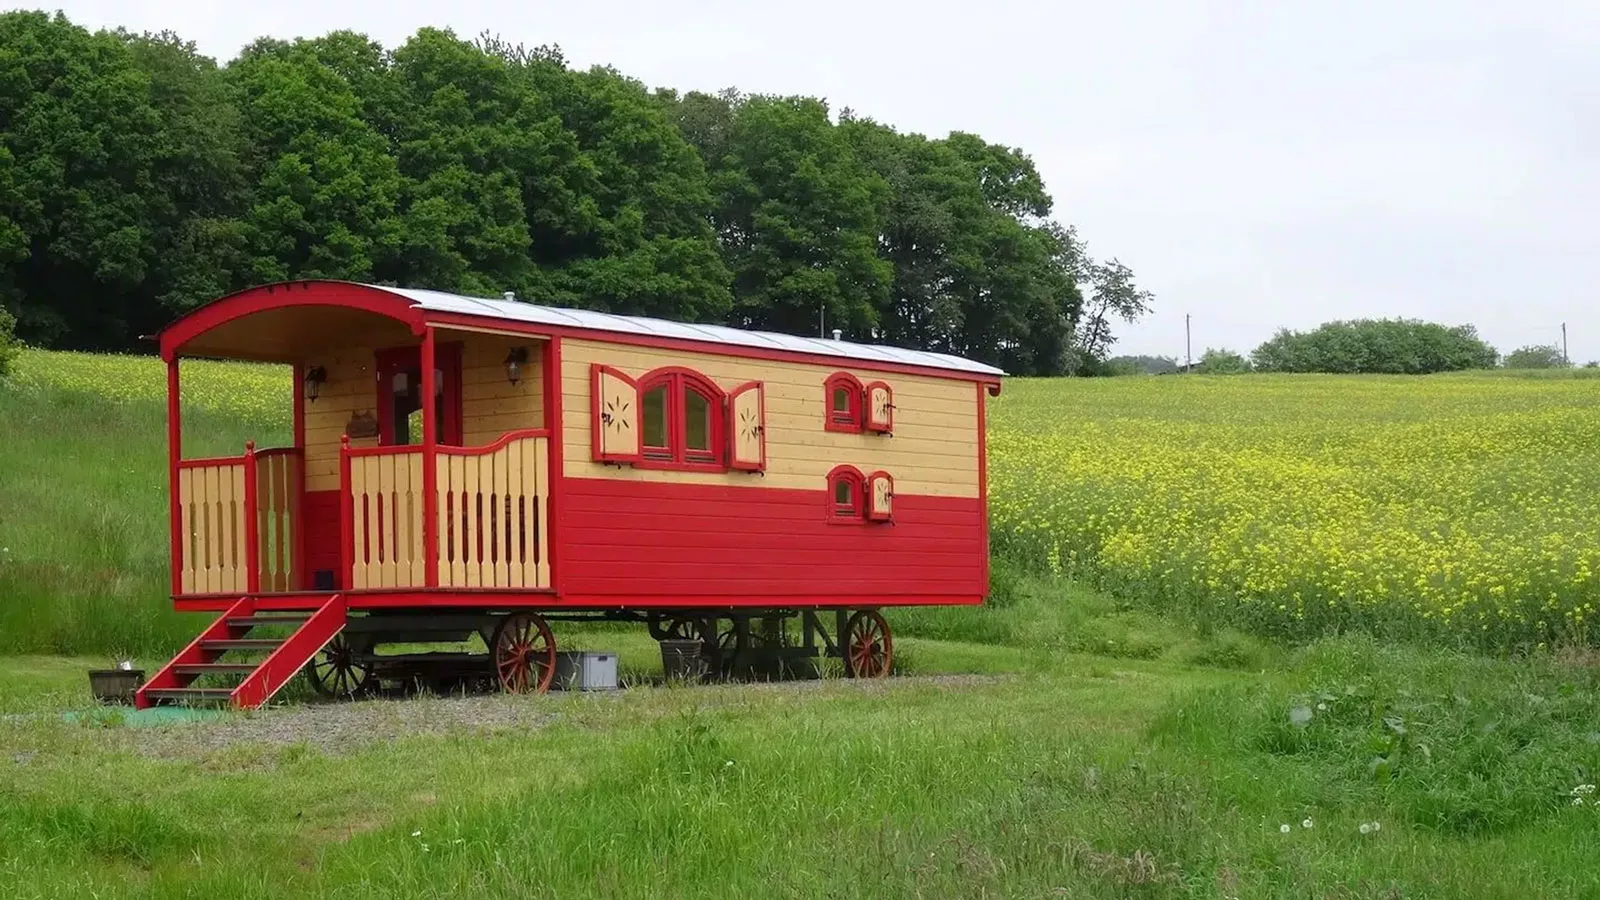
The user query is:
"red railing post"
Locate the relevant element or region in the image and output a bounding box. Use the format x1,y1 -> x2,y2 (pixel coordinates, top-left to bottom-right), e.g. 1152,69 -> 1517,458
339,434 -> 353,591
166,356 -> 183,598
421,328 -> 439,587
243,440 -> 260,594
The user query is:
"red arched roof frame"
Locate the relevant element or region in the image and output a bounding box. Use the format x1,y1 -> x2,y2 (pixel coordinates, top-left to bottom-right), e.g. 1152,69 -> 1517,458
158,280 -> 427,361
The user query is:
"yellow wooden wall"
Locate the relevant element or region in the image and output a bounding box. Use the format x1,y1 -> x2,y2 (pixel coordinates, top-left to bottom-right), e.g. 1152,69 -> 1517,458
454,333 -> 545,446
303,347 -> 380,492
559,339 -> 980,499
301,333 -> 547,492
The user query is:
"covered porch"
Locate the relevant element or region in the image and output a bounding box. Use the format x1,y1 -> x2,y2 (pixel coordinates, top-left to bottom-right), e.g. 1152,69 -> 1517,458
160,282 -> 557,606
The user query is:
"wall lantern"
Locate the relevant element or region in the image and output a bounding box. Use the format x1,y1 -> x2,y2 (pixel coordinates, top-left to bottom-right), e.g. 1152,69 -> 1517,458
303,365 -> 327,402
504,347 -> 529,386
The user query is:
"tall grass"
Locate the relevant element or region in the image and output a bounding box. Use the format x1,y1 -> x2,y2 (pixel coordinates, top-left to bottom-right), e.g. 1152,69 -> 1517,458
0,351 -> 289,655
3,637 -> 1598,898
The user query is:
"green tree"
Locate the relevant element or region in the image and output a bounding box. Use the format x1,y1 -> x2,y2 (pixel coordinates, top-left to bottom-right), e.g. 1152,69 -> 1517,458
0,303 -> 17,376
0,12 -> 170,347
1067,257 -> 1155,375
673,91 -> 890,337
1502,344 -> 1569,370
1251,319 -> 1498,374
226,34 -> 406,284
1196,347 -> 1250,374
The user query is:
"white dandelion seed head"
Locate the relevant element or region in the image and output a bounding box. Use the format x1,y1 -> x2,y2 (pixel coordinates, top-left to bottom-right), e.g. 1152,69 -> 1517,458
1316,702 -> 1327,711
411,830 -> 422,837
1371,821 -> 1380,832
1302,818 -> 1314,829
1359,823 -> 1371,834
1280,824 -> 1291,834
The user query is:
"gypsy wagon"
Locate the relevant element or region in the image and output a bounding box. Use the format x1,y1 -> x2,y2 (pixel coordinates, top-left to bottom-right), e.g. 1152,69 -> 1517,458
134,280 -> 1002,708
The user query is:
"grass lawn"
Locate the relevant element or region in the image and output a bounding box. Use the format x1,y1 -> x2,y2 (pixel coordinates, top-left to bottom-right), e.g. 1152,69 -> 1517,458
4,629 -> 1599,899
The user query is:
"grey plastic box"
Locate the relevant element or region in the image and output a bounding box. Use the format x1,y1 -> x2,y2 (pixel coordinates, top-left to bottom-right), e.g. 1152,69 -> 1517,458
553,650 -> 619,691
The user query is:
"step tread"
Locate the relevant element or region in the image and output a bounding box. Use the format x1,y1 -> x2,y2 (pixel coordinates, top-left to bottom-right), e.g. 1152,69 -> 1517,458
200,638 -> 284,650
142,688 -> 234,699
173,663 -> 258,674
227,614 -> 310,626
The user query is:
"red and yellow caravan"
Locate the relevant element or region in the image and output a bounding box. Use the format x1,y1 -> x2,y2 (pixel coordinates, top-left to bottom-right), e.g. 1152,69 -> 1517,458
137,280 -> 1003,708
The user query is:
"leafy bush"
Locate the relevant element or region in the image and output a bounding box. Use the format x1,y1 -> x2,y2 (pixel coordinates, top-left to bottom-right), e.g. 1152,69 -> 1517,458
1250,319 -> 1498,374
0,305 -> 16,378
1503,344 -> 1570,370
1195,347 -> 1250,374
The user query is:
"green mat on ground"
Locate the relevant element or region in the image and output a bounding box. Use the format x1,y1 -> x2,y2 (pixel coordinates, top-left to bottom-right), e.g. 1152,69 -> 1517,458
61,706 -> 227,726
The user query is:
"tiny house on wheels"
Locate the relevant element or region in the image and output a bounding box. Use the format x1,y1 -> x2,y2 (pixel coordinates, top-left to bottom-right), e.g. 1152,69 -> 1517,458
135,280 -> 1003,708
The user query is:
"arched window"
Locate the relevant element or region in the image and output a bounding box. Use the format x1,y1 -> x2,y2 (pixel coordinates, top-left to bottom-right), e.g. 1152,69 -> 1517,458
826,464 -> 866,523
824,372 -> 865,433
637,367 -> 726,470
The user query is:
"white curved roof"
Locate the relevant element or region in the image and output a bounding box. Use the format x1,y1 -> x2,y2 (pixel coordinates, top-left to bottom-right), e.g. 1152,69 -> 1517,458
378,285 -> 1007,378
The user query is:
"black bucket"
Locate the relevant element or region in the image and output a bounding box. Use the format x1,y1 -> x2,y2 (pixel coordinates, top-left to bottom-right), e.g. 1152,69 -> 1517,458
659,639 -> 705,682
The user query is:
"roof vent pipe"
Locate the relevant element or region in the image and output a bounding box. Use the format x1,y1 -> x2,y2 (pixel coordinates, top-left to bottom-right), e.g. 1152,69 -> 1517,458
503,291 -> 516,301
832,328 -> 842,341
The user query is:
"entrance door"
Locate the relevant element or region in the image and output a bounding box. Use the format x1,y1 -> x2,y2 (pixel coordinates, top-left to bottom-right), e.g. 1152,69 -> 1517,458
376,344 -> 462,446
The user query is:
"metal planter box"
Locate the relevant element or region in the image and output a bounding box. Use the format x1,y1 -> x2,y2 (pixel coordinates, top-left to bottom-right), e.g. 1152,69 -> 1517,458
553,650 -> 618,691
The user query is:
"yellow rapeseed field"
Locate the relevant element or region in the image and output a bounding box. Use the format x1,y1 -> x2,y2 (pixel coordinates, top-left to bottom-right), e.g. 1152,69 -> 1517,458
11,349 -> 291,430
12,349 -> 1600,647
988,371 -> 1600,647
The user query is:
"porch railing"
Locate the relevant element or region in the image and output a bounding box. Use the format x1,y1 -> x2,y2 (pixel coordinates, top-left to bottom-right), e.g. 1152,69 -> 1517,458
177,456 -> 249,594
342,442 -> 427,590
437,430 -> 550,589
176,444 -> 304,595
339,429 -> 551,592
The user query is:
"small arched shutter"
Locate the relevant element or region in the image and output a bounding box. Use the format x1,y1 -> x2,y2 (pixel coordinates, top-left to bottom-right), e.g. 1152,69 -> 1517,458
727,381 -> 766,471
865,381 -> 894,433
591,364 -> 641,463
867,470 -> 894,521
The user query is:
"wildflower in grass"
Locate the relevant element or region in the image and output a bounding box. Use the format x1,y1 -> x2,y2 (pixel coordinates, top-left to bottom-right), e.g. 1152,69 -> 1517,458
1279,824 -> 1290,834
1302,818 -> 1313,829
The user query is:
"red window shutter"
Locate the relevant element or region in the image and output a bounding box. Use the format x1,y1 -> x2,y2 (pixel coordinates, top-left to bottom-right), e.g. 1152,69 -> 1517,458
591,364 -> 642,463
727,381 -> 766,471
866,470 -> 894,521
865,381 -> 894,433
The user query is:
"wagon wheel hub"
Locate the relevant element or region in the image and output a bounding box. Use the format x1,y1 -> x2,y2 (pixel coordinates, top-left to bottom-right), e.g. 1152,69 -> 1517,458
844,610 -> 893,678
492,612 -> 556,694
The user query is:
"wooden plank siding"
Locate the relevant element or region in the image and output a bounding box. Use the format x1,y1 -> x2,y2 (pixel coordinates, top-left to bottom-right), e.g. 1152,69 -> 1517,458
558,339 -> 981,498
302,334 -> 546,492
555,338 -> 986,603
302,347 -> 381,492
455,334 -> 545,446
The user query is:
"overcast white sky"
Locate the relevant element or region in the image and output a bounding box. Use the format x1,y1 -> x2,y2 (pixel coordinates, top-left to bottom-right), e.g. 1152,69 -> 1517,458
28,0 -> 1600,362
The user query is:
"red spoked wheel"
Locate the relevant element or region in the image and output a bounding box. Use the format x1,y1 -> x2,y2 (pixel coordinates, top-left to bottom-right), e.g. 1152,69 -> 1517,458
491,612 -> 556,694
844,610 -> 893,678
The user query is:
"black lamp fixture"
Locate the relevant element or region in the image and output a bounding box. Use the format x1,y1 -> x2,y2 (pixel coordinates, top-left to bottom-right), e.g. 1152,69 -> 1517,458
504,347 -> 529,385
303,365 -> 327,402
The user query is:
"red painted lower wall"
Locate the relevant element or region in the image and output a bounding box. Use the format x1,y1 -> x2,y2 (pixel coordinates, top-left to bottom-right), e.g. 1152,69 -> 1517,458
557,477 -> 986,601
302,490 -> 342,589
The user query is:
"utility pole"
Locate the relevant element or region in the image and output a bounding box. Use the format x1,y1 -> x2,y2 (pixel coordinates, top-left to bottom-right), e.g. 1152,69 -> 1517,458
1185,314 -> 1192,372
1562,322 -> 1569,366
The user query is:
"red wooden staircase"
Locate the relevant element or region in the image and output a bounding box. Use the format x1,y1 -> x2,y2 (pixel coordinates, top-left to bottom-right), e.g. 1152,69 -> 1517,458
135,594 -> 347,710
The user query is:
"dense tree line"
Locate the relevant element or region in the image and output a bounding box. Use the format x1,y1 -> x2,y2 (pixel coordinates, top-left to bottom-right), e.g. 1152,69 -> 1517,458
0,11 -> 1143,375
1249,319 -> 1499,375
